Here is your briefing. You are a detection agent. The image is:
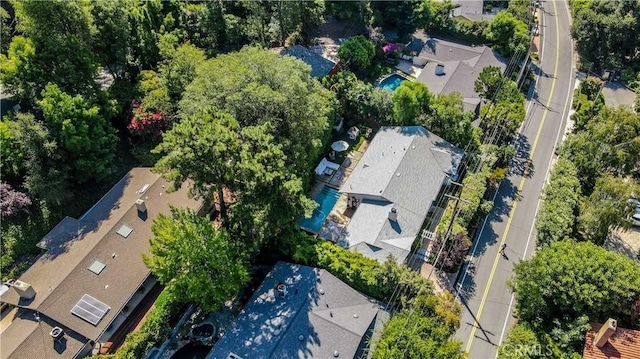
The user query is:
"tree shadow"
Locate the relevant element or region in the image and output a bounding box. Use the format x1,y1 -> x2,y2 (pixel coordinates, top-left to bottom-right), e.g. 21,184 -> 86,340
508,133 -> 533,178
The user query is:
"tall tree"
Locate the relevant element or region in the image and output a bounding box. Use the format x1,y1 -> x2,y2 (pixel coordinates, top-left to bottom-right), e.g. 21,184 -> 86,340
474,66 -> 504,99
11,0 -> 97,97
154,110 -> 240,221
38,84 -> 117,183
91,0 -> 132,80
485,11 -> 529,58
510,240 -> 640,327
0,183 -> 32,218
561,106 -> 640,193
180,46 -> 336,181
11,113 -> 70,205
426,92 -> 480,148
392,81 -> 433,125
578,174 -> 639,244
337,35 -> 376,73
144,207 -> 249,312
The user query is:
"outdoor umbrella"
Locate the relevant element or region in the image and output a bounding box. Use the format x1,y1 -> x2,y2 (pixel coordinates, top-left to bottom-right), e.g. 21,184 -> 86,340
331,140 -> 350,152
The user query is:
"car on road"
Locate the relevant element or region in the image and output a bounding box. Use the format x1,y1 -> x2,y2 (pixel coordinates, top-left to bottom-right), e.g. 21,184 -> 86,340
629,199 -> 640,226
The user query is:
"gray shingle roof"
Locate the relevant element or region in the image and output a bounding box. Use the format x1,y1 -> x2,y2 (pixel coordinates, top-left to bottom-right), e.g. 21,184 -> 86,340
207,262 -> 388,359
417,38 -> 508,111
278,45 -> 336,78
339,126 -> 463,264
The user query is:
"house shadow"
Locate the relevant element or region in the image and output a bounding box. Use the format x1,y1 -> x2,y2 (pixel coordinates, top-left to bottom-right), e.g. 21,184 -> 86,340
37,173 -> 132,261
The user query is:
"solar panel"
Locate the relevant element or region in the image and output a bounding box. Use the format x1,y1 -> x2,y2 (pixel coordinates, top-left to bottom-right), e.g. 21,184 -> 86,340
71,294 -> 110,325
116,224 -> 133,238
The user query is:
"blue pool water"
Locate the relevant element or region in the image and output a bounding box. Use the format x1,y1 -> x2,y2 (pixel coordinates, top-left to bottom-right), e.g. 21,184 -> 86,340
299,186 -> 341,233
378,74 -> 406,91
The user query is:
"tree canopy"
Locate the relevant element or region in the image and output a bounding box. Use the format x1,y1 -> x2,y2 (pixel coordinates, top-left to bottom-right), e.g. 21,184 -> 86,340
485,11 -> 529,58
337,35 -> 376,73
144,207 -> 249,312
510,240 -> 640,328
179,46 -> 336,181
536,158 -> 581,248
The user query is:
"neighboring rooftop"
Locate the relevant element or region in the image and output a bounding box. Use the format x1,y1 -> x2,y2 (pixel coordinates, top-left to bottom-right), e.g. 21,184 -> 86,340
277,45 -> 337,78
338,126 -> 463,264
583,321 -> 640,359
451,0 -> 502,21
207,262 -> 389,359
416,38 -> 508,112
1,168 -> 201,359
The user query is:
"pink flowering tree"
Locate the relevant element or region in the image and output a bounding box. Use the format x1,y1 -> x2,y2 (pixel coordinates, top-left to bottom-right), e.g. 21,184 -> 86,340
127,100 -> 170,141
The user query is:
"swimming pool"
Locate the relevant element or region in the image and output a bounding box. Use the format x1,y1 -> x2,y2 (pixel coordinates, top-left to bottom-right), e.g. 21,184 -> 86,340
378,74 -> 406,91
299,186 -> 341,233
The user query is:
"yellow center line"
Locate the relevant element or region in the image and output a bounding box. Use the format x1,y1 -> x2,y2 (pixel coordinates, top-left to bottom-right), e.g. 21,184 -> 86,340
464,0 -> 561,353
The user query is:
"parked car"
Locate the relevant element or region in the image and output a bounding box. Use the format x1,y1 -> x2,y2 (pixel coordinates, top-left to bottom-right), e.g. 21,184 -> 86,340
628,199 -> 640,226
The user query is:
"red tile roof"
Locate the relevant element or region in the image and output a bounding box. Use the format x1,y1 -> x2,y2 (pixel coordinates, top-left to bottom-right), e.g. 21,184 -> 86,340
583,323 -> 640,359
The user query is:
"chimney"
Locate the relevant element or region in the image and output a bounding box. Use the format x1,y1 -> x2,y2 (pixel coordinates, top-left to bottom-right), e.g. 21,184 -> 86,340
135,199 -> 147,213
8,279 -> 36,300
388,208 -> 398,222
435,63 -> 445,76
594,318 -> 617,348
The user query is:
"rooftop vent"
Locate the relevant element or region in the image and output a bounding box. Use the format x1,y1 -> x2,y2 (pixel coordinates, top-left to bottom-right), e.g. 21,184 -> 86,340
435,63 -> 445,76
49,326 -> 64,340
228,354 -> 243,359
594,318 -> 617,348
276,283 -> 288,298
333,351 -> 340,357
137,184 -> 150,194
389,208 -> 398,222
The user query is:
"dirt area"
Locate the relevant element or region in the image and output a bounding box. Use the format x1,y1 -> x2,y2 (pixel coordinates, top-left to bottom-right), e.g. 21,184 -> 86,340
310,19 -> 366,46
605,227 -> 640,263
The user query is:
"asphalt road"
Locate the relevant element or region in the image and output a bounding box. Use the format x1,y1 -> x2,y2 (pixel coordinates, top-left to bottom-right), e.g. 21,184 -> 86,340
454,1 -> 576,358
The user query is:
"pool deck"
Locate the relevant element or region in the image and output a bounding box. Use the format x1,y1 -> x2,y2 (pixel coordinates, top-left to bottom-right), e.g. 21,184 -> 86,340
395,59 -> 422,78
307,140 -> 370,239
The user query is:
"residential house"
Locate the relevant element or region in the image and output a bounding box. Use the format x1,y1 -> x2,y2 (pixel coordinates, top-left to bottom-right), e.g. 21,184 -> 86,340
415,38 -> 508,112
277,45 -> 338,78
582,319 -> 640,359
0,168 -> 202,359
451,0 -> 502,22
206,261 -> 389,359
336,126 -> 463,264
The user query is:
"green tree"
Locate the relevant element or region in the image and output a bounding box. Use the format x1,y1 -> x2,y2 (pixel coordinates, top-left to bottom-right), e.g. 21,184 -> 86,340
143,207 -> 249,312
158,43 -> 206,102
0,36 -> 37,100
373,293 -> 464,359
510,240 -> 640,327
0,120 -> 25,183
180,46 -> 336,180
561,106 -> 640,193
426,92 -> 480,148
485,11 -> 529,58
536,158 -> 581,248
392,81 -> 433,125
11,113 -> 70,205
91,0 -> 132,80
474,65 -> 504,99
0,4 -> 13,54
154,110 -> 240,221
578,174 -> 639,244
337,35 -> 376,73
11,0 -> 97,97
322,71 -> 393,122
371,0 -> 423,39
38,84 -> 117,183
